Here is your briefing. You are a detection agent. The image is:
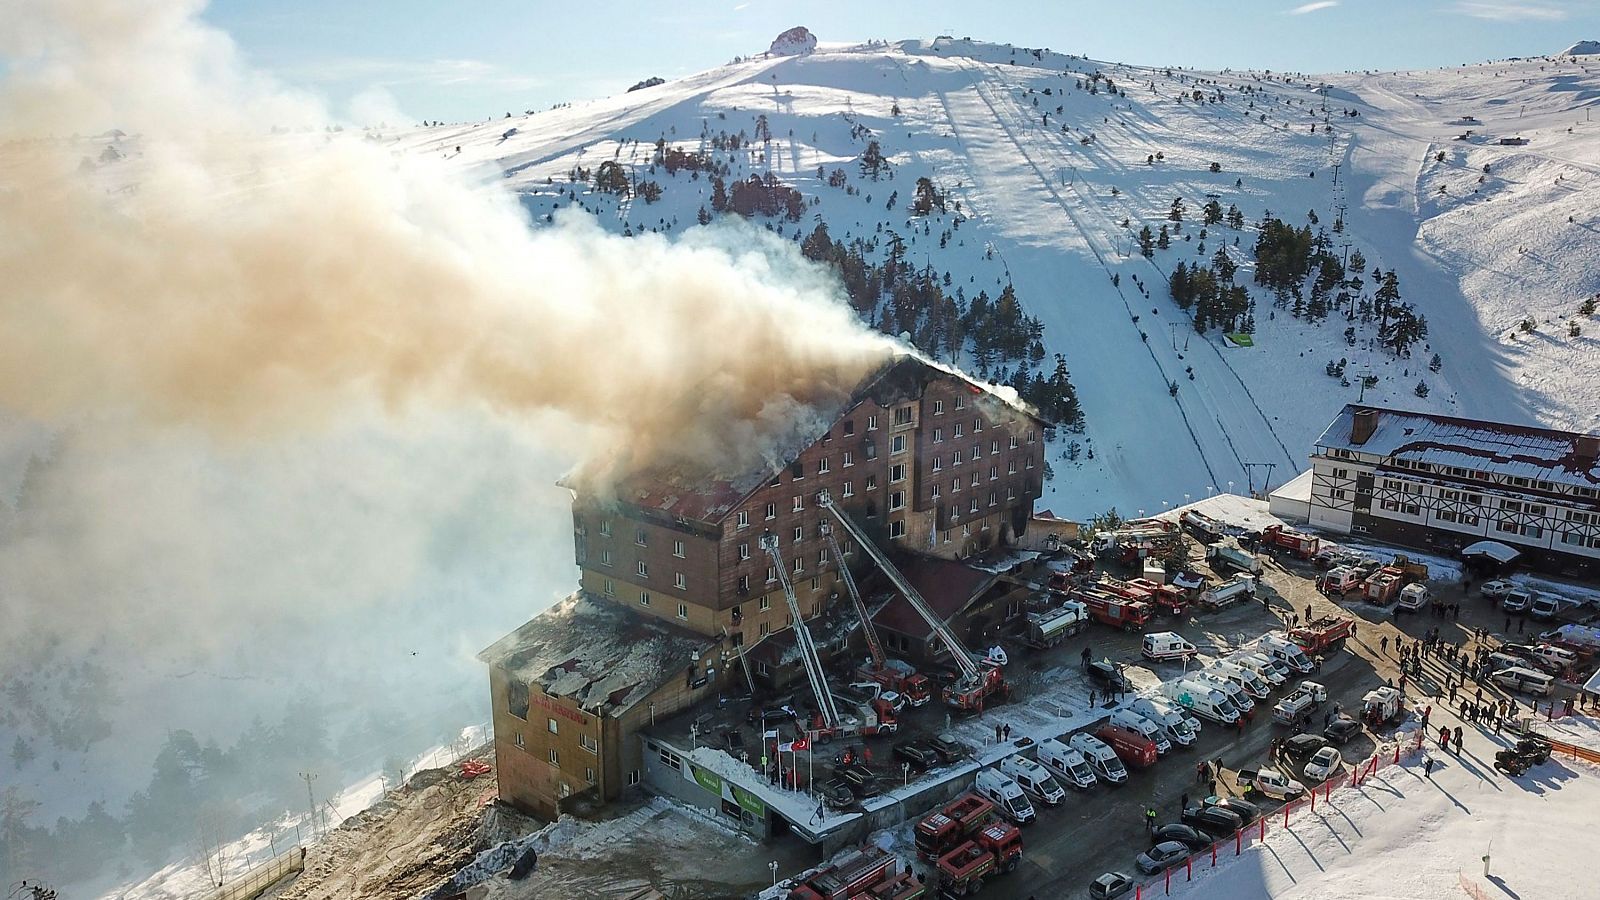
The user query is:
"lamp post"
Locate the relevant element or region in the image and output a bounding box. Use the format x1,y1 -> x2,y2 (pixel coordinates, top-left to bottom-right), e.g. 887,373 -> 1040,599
770,861 -> 780,886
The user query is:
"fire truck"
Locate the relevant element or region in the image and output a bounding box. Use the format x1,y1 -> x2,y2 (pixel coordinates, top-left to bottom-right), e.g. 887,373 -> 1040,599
933,822 -> 1024,896
1288,616 -> 1354,655
1259,524 -> 1320,560
1076,588 -> 1152,632
856,658 -> 933,708
914,793 -> 996,861
1361,566 -> 1405,605
1123,578 -> 1189,615
787,846 -> 923,900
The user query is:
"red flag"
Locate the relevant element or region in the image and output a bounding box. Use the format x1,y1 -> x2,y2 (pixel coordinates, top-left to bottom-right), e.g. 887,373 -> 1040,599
791,737 -> 810,752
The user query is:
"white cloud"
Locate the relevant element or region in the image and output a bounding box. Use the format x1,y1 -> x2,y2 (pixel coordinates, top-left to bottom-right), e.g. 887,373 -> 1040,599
1449,1 -> 1570,20
286,56 -> 548,92
1287,1 -> 1340,14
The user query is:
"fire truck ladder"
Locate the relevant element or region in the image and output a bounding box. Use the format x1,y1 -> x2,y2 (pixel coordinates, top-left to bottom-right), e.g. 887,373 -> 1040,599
819,520 -> 886,670
817,492 -> 983,686
760,533 -> 842,727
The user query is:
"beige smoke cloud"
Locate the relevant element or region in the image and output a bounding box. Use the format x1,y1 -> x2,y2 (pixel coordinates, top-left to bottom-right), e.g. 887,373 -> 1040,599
0,0 -> 894,485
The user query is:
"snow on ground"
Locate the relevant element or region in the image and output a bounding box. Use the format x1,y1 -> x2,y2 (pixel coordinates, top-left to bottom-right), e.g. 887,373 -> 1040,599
1163,729 -> 1600,899
1526,712 -> 1600,754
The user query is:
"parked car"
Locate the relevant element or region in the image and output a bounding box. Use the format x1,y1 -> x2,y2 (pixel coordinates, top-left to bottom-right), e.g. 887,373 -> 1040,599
892,740 -> 936,770
1202,795 -> 1260,826
1529,595 -> 1564,621
1089,871 -> 1135,900
1502,588 -> 1535,614
1150,823 -> 1213,851
1303,746 -> 1343,782
818,779 -> 856,809
1281,733 -> 1331,763
1182,804 -> 1244,838
1323,716 -> 1362,745
1086,659 -> 1134,694
1136,841 -> 1191,875
1480,579 -> 1517,600
836,767 -> 882,798
924,735 -> 970,763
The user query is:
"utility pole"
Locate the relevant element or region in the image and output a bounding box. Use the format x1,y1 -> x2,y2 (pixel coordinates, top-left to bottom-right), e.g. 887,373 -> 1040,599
1243,462 -> 1278,496
299,772 -> 319,840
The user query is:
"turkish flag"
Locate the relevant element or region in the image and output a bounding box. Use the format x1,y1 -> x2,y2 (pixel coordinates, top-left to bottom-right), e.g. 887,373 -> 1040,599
791,738 -> 810,752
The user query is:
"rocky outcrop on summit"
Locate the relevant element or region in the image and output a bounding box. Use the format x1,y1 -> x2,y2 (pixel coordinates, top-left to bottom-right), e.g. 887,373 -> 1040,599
769,26 -> 817,57
1560,40 -> 1600,56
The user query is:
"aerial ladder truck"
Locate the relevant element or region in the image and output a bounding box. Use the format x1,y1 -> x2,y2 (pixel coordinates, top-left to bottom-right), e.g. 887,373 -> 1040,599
818,492 -> 1007,713
820,520 -> 932,707
761,535 -> 897,742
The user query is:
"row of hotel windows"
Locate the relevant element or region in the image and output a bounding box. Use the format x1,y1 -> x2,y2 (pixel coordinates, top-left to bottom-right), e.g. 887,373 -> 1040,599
599,571 -> 837,622
1374,479 -> 1600,547
1325,449 -> 1600,500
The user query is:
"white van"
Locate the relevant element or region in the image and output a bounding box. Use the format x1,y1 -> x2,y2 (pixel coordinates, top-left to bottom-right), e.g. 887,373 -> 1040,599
1486,652 -> 1527,673
1205,662 -> 1271,700
1230,653 -> 1288,688
1068,733 -> 1128,784
975,768 -> 1037,824
1259,635 -> 1316,674
1132,696 -> 1201,744
1397,583 -> 1430,613
1492,667 -> 1554,697
999,754 -> 1067,806
1036,738 -> 1097,789
1142,631 -> 1198,662
1161,679 -> 1240,724
1532,644 -> 1578,671
1111,709 -> 1174,755
1195,671 -> 1256,711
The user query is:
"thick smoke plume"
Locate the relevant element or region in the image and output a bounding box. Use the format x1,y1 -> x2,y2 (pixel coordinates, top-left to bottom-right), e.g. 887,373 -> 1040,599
0,0 -> 893,481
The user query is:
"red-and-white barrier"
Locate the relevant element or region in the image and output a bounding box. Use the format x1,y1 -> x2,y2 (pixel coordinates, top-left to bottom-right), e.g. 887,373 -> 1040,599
1138,730 -> 1427,897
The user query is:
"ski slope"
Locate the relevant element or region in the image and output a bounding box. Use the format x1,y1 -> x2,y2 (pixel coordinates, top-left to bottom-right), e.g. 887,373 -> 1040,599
390,38 -> 1600,518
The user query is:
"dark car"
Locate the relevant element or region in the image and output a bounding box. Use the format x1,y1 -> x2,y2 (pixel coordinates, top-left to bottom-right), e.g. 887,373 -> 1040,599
1086,660 -> 1133,693
1202,795 -> 1260,826
1150,823 -> 1213,851
1089,871 -> 1135,900
924,734 -> 970,763
836,767 -> 881,799
818,779 -> 856,809
1182,804 -> 1244,838
892,740 -> 936,770
1136,841 -> 1191,875
1323,716 -> 1362,745
746,701 -> 797,724
1281,733 -> 1330,763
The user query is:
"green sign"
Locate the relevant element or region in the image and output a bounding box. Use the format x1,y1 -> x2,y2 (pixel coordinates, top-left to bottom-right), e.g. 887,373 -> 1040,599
688,762 -> 722,796
1225,333 -> 1254,347
731,784 -> 767,816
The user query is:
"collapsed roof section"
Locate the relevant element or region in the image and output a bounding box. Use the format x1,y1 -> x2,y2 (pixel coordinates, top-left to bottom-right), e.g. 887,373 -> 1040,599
478,592 -> 716,715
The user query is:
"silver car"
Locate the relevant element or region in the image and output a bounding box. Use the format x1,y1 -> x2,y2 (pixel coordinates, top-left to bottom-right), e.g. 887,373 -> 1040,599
1136,840 -> 1191,875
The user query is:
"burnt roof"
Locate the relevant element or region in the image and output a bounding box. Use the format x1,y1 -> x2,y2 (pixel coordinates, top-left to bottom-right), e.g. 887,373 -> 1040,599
1316,404 -> 1600,489
871,554 -> 999,640
478,592 -> 716,715
605,354 -> 1046,526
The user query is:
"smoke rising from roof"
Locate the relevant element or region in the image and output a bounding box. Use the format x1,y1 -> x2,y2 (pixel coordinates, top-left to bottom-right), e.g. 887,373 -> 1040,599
0,0 -> 892,855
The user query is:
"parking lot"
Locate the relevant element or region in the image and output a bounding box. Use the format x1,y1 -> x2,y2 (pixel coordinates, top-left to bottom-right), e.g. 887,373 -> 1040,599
832,539 -> 1594,898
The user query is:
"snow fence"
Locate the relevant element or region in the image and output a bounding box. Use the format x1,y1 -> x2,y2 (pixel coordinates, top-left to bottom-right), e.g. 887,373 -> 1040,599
1134,729 -> 1426,899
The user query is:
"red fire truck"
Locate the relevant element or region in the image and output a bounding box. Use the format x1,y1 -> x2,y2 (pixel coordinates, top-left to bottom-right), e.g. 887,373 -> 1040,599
1094,724 -> 1159,768
1077,588 -> 1153,632
933,821 -> 1024,896
914,792 -> 997,861
1260,524 -> 1320,560
1289,616 -> 1354,655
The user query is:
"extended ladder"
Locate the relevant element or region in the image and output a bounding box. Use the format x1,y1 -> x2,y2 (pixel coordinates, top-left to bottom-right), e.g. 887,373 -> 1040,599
820,520 -> 886,670
760,533 -> 842,727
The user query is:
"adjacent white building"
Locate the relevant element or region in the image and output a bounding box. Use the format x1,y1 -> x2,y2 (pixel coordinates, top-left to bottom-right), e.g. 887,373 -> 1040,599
1307,405 -> 1600,576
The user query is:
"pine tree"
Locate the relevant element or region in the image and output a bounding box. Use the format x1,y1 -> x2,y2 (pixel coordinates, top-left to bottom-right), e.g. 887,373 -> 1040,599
1428,353 -> 1442,372
859,140 -> 889,180
1157,224 -> 1170,250
697,205 -> 711,225
1138,225 -> 1155,258
710,175 -> 728,212
1414,380 -> 1430,398
1169,197 -> 1186,223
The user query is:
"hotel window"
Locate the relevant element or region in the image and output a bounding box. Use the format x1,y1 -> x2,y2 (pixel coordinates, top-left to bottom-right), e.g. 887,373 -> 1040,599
1008,459 -> 1017,474
952,477 -> 961,494
514,732 -> 524,748
889,520 -> 906,539
955,395 -> 966,410
989,491 -> 998,508
891,435 -> 906,454
842,481 -> 855,498
738,574 -> 749,592
760,595 -> 771,611
890,491 -> 906,511
794,526 -> 804,543
990,465 -> 999,481
766,566 -> 778,583
739,542 -> 750,560
933,428 -> 944,443
629,770 -> 641,786
792,495 -> 804,512
581,735 -> 598,754
790,461 -> 804,480
933,400 -> 945,415
759,622 -> 770,636
818,457 -> 831,474
1026,430 -> 1037,444
548,718 -> 559,734
866,475 -> 878,491
843,419 -> 855,435
638,591 -> 650,607
1006,487 -> 1016,501
765,502 -> 777,520
676,602 -> 688,619
1009,435 -> 1019,449
843,451 -> 854,467
969,498 -> 979,514
673,540 -> 685,558
635,529 -> 648,547
793,556 -> 804,573
603,578 -> 615,596
867,415 -> 879,430
971,472 -> 981,487
599,520 -> 612,537
737,511 -> 749,529
549,749 -> 560,767
932,484 -> 943,500
1026,455 -> 1035,469
865,440 -> 878,460
974,418 -> 983,432
894,406 -> 913,427
585,767 -> 596,784
953,449 -> 964,465
932,455 -> 944,472
599,548 -> 612,567
674,573 -> 687,590
972,443 -> 981,459
818,549 -> 828,566
991,441 -> 1000,455
636,561 -> 649,578
954,423 -> 964,438
891,463 -> 906,483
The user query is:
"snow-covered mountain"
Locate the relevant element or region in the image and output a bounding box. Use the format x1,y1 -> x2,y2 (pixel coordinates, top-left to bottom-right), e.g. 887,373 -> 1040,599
389,35 -> 1600,518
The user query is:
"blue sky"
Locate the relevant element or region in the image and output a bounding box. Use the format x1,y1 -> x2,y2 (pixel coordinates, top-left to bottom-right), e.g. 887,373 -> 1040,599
206,0 -> 1600,122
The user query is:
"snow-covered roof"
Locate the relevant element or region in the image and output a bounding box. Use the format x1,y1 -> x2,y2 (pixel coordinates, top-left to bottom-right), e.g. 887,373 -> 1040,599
1315,405 -> 1600,491
478,592 -> 716,715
